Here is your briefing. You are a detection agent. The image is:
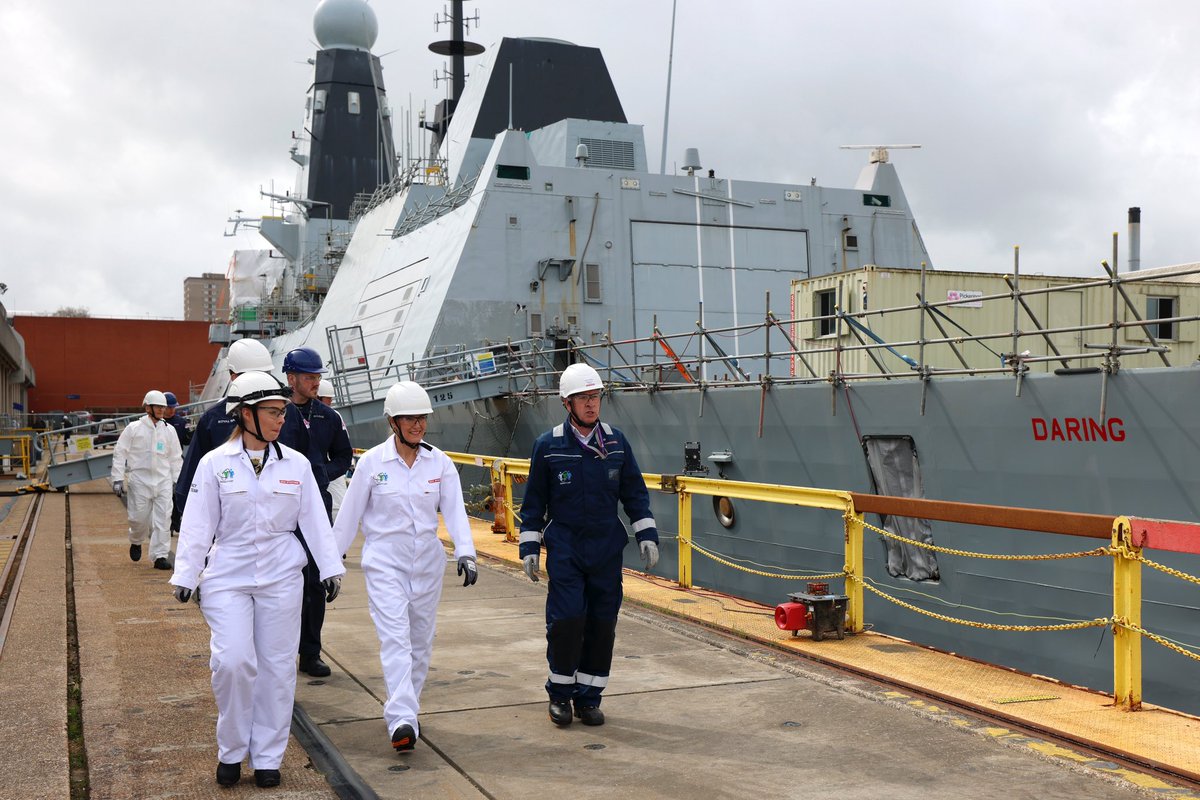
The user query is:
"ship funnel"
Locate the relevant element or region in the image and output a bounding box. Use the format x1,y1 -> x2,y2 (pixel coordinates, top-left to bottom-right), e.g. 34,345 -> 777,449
683,147 -> 702,176
1128,207 -> 1141,272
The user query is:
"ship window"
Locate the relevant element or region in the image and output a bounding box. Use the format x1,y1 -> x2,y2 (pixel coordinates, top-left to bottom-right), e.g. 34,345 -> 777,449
384,332 -> 395,347
1147,296 -> 1177,340
528,310 -> 544,338
348,91 -> 362,115
393,308 -> 406,324
497,165 -> 530,180
584,263 -> 602,303
314,89 -> 326,113
814,289 -> 837,337
843,232 -> 859,251
862,436 -> 939,582
355,303 -> 368,319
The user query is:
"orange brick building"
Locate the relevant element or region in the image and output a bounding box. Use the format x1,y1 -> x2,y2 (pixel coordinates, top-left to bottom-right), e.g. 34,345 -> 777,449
14,317 -> 221,415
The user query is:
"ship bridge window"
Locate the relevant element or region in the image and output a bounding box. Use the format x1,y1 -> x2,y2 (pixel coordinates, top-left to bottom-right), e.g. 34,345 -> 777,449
1147,295 -> 1178,340
497,165 -> 530,181
348,91 -> 362,115
862,436 -> 939,582
314,89 -> 326,113
814,288 -> 837,337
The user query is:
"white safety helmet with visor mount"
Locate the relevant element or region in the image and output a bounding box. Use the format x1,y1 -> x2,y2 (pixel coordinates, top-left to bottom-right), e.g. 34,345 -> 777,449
226,338 -> 275,375
226,371 -> 290,450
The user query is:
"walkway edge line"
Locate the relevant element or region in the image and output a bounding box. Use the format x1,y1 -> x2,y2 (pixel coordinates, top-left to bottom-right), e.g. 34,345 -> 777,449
291,702 -> 380,800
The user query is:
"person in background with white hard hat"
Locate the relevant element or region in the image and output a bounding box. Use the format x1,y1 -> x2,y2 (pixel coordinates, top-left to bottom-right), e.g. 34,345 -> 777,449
316,378 -> 349,522
332,380 -> 478,754
518,363 -> 659,728
110,389 -> 183,569
169,371 -> 345,790
172,338 -> 276,534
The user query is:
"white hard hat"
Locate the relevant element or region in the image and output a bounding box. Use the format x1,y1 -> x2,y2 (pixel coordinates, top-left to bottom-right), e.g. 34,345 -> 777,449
317,379 -> 335,399
225,371 -> 289,415
143,390 -> 168,406
227,339 -> 275,374
383,381 -> 433,417
559,363 -> 603,399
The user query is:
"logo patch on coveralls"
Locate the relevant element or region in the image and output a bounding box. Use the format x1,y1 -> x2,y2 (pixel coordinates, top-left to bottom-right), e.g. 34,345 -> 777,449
218,468 -> 235,483
608,468 -> 620,481
557,470 -> 572,485
373,472 -> 389,484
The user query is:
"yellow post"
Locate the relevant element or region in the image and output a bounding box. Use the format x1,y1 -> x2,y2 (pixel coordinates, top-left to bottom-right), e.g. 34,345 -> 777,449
1111,516 -> 1142,710
677,489 -> 693,588
502,462 -> 517,544
844,506 -> 865,633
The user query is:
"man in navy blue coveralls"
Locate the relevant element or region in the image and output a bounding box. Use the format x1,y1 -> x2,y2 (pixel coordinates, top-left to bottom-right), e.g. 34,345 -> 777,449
518,363 -> 659,727
277,347 -> 353,678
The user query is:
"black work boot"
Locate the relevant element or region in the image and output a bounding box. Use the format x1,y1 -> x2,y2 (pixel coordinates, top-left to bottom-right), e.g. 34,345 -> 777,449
391,723 -> 416,752
298,655 -> 331,677
153,557 -> 172,570
254,769 -> 281,788
574,703 -> 605,726
548,699 -> 573,726
215,761 -> 240,786
129,543 -> 142,562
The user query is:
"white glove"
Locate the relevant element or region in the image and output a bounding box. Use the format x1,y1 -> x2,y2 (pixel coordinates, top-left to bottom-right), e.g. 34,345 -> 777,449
640,540 -> 659,570
522,554 -> 540,582
112,480 -> 124,498
323,575 -> 342,603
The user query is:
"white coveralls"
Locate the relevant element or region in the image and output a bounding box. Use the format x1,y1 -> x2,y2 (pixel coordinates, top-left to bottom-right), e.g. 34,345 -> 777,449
170,439 -> 345,770
110,415 -> 182,561
332,439 -> 476,738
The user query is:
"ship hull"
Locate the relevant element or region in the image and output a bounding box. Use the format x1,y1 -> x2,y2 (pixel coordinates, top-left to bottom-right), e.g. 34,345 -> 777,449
345,366 -> 1200,714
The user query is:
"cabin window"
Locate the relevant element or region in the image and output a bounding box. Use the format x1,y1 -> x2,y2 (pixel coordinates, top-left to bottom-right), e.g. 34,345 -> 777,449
862,436 -> 940,582
497,165 -> 530,180
528,310 -> 544,338
814,288 -> 837,337
843,232 -> 859,251
1147,296 -> 1177,340
347,91 -> 362,115
584,263 -> 602,303
314,89 -> 327,113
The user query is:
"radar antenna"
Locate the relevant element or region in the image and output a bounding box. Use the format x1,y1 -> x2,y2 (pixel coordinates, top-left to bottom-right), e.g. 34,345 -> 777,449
224,210 -> 261,237
840,144 -> 922,164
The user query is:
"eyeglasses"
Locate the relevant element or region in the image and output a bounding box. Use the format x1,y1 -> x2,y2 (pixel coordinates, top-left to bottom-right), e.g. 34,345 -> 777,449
255,407 -> 287,420
397,415 -> 428,424
574,392 -> 602,404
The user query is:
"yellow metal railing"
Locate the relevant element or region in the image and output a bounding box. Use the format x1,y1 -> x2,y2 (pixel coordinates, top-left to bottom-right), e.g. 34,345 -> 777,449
442,450 -> 1200,712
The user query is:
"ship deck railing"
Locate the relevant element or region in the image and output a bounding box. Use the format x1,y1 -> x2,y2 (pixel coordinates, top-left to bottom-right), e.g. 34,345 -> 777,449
326,261 -> 1200,419
442,447 -> 1200,714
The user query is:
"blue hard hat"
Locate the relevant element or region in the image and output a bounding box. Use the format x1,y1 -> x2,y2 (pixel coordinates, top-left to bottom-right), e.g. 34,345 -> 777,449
163,391 -> 179,407
282,347 -> 326,374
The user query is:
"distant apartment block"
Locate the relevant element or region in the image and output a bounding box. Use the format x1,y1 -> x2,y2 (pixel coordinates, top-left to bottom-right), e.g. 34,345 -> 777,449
184,273 -> 229,322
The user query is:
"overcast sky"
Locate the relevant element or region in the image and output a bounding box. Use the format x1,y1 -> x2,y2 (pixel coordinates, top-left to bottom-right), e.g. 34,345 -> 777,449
2,0 -> 1197,319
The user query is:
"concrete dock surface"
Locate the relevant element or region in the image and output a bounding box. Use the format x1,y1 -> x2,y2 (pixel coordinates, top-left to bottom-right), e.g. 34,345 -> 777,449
3,481 -> 1199,799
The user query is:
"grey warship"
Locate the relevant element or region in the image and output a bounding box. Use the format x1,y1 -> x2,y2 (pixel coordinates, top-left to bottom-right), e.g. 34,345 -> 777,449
203,0 -> 1200,715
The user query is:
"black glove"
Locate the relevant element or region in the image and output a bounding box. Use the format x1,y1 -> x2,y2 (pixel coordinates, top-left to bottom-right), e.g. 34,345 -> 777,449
173,585 -> 192,604
323,576 -> 342,603
457,555 -> 478,587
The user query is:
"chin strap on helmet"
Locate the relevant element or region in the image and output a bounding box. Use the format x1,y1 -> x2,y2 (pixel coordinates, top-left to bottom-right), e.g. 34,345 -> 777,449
564,397 -> 596,433
389,417 -> 422,450
237,405 -> 270,444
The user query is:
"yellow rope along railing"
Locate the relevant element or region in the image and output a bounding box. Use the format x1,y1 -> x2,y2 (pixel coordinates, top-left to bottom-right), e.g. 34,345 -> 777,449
1117,620 -> 1200,664
845,574 -> 1112,632
688,540 -> 845,581
1131,552 -> 1200,588
853,513 -> 1110,561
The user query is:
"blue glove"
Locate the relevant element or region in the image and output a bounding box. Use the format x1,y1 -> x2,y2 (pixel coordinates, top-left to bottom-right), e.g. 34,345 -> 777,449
522,554 -> 540,582
457,555 -> 478,587
640,540 -> 659,570
323,576 -> 342,603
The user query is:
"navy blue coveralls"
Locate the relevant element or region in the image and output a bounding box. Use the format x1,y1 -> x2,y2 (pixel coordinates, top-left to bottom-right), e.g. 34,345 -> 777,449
165,413 -> 192,448
278,398 -> 353,659
518,417 -> 657,708
172,401 -> 238,529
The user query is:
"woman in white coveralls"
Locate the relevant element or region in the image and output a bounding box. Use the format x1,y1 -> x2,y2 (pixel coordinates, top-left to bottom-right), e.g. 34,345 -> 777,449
168,371 -> 345,789
332,380 -> 478,753
110,389 -> 182,569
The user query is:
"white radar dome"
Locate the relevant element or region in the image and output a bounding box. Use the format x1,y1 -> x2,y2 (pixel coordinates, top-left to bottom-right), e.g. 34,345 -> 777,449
313,0 -> 379,52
